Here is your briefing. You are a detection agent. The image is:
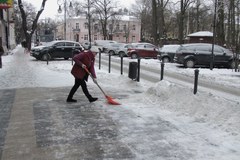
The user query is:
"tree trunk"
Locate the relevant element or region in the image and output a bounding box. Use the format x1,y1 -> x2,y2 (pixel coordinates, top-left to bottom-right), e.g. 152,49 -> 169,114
230,0 -> 236,48
196,0 -> 200,31
152,0 -> 158,45
17,0 -> 47,51
178,0 -> 184,44
216,0 -> 225,46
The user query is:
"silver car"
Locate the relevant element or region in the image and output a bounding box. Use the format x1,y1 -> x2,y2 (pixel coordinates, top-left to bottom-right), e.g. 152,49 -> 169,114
116,44 -> 134,57
103,43 -> 126,55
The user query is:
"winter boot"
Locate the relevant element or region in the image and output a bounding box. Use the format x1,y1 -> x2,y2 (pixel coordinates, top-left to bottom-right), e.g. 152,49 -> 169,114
89,97 -> 98,103
66,98 -> 77,103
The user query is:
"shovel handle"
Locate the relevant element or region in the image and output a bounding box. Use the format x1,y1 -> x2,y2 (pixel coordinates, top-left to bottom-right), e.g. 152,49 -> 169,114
83,67 -> 107,97
84,66 -> 94,78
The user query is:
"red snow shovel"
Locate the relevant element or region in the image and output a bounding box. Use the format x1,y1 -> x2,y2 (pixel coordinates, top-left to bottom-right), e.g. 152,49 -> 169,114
84,67 -> 121,105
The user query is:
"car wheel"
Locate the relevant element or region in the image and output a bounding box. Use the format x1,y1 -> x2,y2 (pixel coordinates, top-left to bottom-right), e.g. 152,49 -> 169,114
109,50 -> 115,55
64,57 -> 69,60
41,53 -> 50,61
131,53 -> 138,59
162,57 -> 170,63
119,51 -> 125,57
184,59 -> 195,68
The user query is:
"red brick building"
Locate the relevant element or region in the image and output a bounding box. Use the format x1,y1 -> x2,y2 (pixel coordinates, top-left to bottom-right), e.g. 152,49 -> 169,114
187,31 -> 213,43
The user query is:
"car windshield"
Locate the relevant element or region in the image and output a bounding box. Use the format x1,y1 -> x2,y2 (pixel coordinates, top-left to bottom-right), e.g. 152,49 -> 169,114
161,45 -> 180,52
221,47 -> 233,55
46,41 -> 58,47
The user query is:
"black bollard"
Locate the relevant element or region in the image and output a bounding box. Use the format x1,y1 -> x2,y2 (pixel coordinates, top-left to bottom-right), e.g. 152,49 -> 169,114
194,69 -> 199,94
160,62 -> 165,80
98,48 -> 101,70
71,50 -> 74,66
47,53 -> 49,65
108,53 -> 111,73
120,55 -> 123,75
137,58 -> 141,82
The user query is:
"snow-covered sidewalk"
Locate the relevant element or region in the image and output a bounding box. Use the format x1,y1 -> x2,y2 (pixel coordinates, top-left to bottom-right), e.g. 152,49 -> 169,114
0,45 -> 240,159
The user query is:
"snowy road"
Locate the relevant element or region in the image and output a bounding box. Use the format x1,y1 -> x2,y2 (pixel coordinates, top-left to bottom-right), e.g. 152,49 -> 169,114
97,54 -> 240,102
0,46 -> 240,160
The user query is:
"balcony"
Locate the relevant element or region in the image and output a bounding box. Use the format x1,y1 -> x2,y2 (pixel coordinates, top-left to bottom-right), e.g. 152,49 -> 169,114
72,28 -> 80,32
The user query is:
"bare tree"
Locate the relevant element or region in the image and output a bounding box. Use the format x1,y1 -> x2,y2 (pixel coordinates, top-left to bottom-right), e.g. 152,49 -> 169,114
178,0 -> 194,44
157,0 -> 169,46
92,0 -> 117,40
152,0 -> 158,44
17,0 -> 47,51
132,0 -> 152,42
215,0 -> 225,46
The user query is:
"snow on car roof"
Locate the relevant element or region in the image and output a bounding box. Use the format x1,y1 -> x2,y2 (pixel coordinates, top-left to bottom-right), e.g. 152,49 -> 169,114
187,31 -> 213,37
161,45 -> 180,52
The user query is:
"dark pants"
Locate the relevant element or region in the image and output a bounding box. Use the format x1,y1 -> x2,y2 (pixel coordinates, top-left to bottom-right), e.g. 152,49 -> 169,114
67,78 -> 92,100
0,56 -> 2,68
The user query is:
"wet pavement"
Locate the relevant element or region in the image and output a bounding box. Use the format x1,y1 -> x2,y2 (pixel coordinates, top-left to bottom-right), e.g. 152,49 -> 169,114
0,87 -> 190,160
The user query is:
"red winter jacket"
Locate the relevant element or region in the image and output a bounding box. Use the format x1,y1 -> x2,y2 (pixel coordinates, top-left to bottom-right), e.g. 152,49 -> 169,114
71,50 -> 96,80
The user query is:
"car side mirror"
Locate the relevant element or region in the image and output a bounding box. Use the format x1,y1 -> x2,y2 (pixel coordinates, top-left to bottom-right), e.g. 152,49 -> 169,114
223,52 -> 226,56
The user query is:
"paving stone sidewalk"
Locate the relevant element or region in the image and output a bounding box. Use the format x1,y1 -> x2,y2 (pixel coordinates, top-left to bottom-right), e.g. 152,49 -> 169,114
0,87 -> 190,160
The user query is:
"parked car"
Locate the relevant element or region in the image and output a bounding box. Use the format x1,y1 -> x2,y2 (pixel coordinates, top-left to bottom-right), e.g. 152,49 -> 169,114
116,44 -> 134,57
174,43 -> 237,68
103,43 -> 125,55
127,43 -> 160,59
81,41 -> 94,49
94,40 -> 117,52
158,44 -> 180,63
31,40 -> 83,61
94,40 -> 117,46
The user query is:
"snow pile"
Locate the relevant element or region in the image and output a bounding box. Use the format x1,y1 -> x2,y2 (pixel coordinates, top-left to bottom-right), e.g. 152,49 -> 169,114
145,80 -> 240,134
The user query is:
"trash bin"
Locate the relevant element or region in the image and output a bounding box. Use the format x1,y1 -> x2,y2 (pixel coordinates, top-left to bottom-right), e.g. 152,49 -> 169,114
128,62 -> 138,80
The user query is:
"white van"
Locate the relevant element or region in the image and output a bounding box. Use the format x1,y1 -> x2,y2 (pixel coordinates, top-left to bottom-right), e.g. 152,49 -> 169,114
94,40 -> 117,46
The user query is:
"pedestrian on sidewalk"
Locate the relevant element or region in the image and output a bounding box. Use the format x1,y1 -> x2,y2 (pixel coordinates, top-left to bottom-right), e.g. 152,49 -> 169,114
66,46 -> 98,103
21,40 -> 28,54
0,45 -> 4,68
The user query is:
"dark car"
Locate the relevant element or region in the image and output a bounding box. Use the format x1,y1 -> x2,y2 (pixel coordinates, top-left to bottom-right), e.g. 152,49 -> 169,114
174,43 -> 237,68
127,43 -> 159,59
158,44 -> 180,63
31,40 -> 83,61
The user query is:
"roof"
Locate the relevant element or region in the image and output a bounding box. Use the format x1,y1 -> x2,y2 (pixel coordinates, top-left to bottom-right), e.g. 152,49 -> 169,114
187,31 -> 213,37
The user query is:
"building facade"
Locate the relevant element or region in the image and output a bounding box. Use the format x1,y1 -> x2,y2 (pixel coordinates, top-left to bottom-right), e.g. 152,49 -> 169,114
0,7 -> 16,52
56,15 -> 141,44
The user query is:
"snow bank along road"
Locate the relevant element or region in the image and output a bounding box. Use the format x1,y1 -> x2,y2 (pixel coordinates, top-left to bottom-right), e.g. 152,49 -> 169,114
97,54 -> 240,102
1,49 -> 240,160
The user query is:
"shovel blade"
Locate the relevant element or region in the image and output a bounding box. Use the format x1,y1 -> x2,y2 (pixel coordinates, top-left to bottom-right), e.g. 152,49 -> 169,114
106,95 -> 121,105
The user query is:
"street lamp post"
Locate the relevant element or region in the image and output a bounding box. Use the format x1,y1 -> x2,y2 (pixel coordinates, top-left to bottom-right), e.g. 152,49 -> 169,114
57,0 -> 73,40
210,0 -> 218,70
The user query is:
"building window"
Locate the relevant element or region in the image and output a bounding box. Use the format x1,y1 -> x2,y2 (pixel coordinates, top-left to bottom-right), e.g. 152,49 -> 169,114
116,24 -> 119,31
94,35 -> 97,40
84,34 -> 88,40
132,25 -> 136,30
84,23 -> 88,29
109,24 -> 113,31
132,36 -> 136,41
94,24 -> 98,31
123,24 -> 127,31
76,23 -> 79,29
